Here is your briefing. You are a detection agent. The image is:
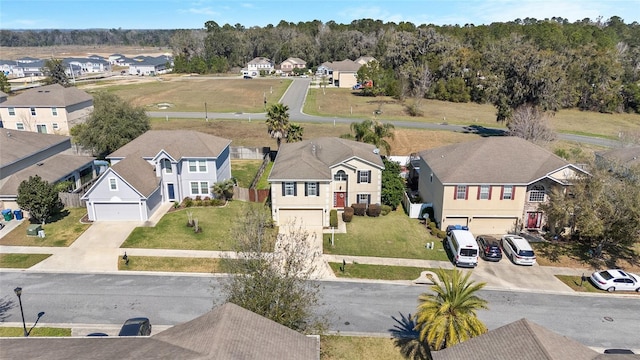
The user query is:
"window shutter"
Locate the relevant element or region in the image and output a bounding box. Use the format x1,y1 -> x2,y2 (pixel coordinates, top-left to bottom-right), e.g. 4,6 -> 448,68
282,182 -> 285,195
367,194 -> 371,204
500,186 -> 504,200
477,186 -> 481,200
367,170 -> 372,183
511,186 -> 515,200
305,182 -> 308,196
488,186 -> 492,200
464,186 -> 468,200
357,171 -> 361,183
293,182 -> 297,196
316,182 -> 320,196
454,186 -> 458,200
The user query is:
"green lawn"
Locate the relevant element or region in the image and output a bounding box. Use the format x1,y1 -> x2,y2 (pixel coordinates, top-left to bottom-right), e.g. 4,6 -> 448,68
232,160 -> 263,187
329,263 -> 450,281
121,202 -> 276,250
118,256 -> 229,272
0,208 -> 90,247
255,161 -> 273,189
0,327 -> 71,337
555,275 -> 603,293
321,335 -> 403,360
323,209 -> 449,261
0,254 -> 51,268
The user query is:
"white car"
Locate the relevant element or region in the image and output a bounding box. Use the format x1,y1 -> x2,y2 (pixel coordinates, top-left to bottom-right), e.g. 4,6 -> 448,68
501,235 -> 536,266
590,269 -> 640,292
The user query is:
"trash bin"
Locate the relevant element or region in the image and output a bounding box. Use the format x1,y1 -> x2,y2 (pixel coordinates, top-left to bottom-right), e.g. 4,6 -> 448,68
2,209 -> 12,221
13,209 -> 23,220
27,224 -> 42,236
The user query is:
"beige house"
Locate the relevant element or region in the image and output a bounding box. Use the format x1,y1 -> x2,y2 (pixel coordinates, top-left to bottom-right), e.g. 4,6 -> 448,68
417,136 -> 588,235
280,57 -> 307,73
268,137 -> 384,228
0,84 -> 93,136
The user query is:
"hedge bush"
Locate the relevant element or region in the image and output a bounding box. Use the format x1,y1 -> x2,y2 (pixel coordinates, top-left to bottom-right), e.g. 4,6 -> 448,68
330,209 -> 338,227
342,207 -> 354,222
352,203 -> 367,216
380,204 -> 392,216
367,204 -> 381,217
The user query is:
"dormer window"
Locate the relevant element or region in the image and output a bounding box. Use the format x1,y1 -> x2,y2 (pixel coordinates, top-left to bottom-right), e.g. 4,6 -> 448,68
161,159 -> 172,174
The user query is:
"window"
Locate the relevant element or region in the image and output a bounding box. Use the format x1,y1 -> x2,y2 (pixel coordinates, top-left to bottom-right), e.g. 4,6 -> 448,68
51,107 -> 58,116
109,178 -> 118,191
334,170 -> 347,181
455,185 -> 467,200
30,107 -> 36,116
188,160 -> 207,173
529,185 -> 545,202
16,123 -> 24,130
52,123 -> 59,130
283,182 -> 296,196
357,194 -> 371,204
36,124 -> 47,133
357,170 -> 371,183
190,181 -> 209,196
478,185 -> 491,200
502,185 -> 513,200
160,159 -> 172,174
8,107 -> 15,116
305,182 -> 319,196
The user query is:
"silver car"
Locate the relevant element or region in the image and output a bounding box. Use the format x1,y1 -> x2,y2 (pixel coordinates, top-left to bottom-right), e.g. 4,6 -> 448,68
590,269 -> 640,292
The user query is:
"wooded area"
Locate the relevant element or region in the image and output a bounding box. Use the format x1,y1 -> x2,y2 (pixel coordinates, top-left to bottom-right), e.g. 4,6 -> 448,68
3,16 -> 640,115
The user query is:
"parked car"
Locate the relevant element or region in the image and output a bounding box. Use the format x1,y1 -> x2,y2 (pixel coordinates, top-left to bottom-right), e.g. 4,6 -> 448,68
501,235 -> 536,265
243,75 -> 253,79
604,349 -> 635,354
476,235 -> 502,262
590,269 -> 640,292
118,317 -> 151,336
352,83 -> 362,90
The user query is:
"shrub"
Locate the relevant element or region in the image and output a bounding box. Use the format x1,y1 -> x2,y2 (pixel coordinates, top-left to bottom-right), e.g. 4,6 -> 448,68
183,197 -> 194,208
352,203 -> 367,216
172,201 -> 180,209
435,229 -> 447,239
195,195 -> 202,202
210,198 -> 226,207
329,209 -> 338,227
380,204 -> 392,216
367,204 -> 381,217
342,207 -> 354,222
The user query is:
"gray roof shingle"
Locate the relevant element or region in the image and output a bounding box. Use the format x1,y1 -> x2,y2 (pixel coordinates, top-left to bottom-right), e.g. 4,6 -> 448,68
418,136 -> 571,184
1,84 -> 92,107
111,156 -> 159,198
268,137 -> 384,181
0,130 -> 70,168
108,130 -> 231,160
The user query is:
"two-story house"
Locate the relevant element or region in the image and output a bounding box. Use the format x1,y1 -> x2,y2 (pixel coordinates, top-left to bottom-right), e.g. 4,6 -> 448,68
417,136 -> 588,235
0,84 -> 93,136
280,57 -> 307,74
246,57 -> 274,77
81,130 -> 231,221
268,137 -> 384,228
0,131 -> 96,211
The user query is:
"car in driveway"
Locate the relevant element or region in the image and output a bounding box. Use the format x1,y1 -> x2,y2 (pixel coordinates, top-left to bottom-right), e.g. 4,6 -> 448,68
118,317 -> 151,336
476,235 -> 502,262
501,235 -> 536,265
590,269 -> 640,292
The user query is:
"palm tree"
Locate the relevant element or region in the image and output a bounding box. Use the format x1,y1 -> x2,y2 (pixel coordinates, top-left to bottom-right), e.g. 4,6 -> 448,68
371,120 -> 395,155
211,179 -> 234,201
265,103 -> 290,149
286,123 -> 304,143
415,268 -> 488,350
389,312 -> 432,360
342,119 -> 395,155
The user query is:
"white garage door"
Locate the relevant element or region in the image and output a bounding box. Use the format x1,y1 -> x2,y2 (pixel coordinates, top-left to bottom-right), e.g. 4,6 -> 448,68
93,203 -> 142,221
470,218 -> 517,235
279,209 -> 324,228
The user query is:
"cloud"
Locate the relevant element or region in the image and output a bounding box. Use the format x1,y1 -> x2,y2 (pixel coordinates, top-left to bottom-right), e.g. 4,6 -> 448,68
180,6 -> 219,16
240,3 -> 255,9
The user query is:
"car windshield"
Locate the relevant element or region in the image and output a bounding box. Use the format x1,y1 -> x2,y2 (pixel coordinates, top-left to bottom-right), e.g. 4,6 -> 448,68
518,250 -> 535,257
599,271 -> 614,280
460,248 -> 477,257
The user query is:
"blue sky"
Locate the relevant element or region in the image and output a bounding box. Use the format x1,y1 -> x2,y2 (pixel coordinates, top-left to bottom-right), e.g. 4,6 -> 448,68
1,0 -> 639,29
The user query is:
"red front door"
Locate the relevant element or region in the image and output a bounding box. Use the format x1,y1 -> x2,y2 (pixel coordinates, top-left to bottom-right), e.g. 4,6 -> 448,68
527,212 -> 540,228
334,192 -> 346,208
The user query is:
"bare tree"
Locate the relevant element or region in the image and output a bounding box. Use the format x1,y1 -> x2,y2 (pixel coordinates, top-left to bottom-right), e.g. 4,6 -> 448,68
507,104 -> 556,143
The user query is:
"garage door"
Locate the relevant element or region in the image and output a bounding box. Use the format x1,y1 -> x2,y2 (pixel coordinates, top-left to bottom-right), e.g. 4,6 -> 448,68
470,218 -> 517,235
278,209 -> 324,228
93,203 -> 142,221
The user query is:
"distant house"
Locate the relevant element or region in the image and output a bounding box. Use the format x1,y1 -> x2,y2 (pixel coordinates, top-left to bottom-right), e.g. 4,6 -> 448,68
417,136 -> 588,235
0,60 -> 24,78
0,84 -> 93,136
0,303 -> 320,360
128,56 -> 171,76
64,57 -> 112,74
315,58 -> 375,88
268,137 -> 384,228
82,130 -> 231,221
595,146 -> 640,181
0,131 -> 96,211
355,56 -> 376,65
246,57 -> 274,76
280,57 -> 307,74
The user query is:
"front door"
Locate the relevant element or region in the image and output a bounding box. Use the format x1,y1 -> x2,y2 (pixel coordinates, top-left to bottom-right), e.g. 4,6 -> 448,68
167,183 -> 175,201
527,212 -> 540,229
334,192 -> 346,208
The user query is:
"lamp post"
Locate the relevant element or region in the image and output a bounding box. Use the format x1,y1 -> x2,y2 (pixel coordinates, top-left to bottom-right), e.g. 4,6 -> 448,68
14,287 -> 28,337
204,102 -> 208,122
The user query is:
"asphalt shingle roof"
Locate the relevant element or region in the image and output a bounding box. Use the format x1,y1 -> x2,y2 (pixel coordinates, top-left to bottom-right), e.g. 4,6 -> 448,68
0,130 -> 70,168
108,130 -> 231,160
1,84 -> 92,107
418,136 -> 571,184
110,156 -> 159,198
268,137 -> 384,181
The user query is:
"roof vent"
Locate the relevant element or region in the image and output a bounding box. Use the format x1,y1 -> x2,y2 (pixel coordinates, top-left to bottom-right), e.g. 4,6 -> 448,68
373,148 -> 380,154
37,162 -> 44,166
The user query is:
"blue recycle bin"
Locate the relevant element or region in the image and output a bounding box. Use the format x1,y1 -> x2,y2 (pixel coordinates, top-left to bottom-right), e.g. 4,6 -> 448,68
14,209 -> 23,220
2,209 -> 12,221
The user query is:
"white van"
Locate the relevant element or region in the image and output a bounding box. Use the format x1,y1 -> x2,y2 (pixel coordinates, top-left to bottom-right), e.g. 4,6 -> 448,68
501,235 -> 536,266
446,227 -> 479,268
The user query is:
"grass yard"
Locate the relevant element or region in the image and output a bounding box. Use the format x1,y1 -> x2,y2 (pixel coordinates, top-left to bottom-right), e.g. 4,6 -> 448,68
121,202 -> 276,250
255,161 -> 274,189
81,76 -> 291,113
532,241 -> 640,273
555,275 -> 605,293
0,327 -> 71,337
0,208 -> 89,247
118,256 -> 230,273
0,254 -> 51,268
231,160 -> 263,187
321,335 -> 403,360
323,209 -> 449,261
329,263 -> 451,281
